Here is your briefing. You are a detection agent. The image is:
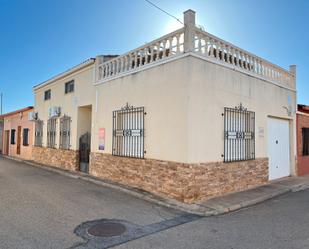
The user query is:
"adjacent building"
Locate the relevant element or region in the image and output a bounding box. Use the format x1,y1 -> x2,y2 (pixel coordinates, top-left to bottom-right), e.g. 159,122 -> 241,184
32,10 -> 297,203
296,104 -> 309,176
0,106 -> 34,160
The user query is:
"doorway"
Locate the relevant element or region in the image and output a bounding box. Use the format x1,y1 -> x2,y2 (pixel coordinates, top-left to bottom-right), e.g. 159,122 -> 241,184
267,118 -> 290,180
17,126 -> 21,155
77,105 -> 92,173
3,130 -> 9,155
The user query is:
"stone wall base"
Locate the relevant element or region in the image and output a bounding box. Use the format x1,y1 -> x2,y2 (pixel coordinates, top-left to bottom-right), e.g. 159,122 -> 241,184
32,146 -> 79,171
90,153 -> 268,204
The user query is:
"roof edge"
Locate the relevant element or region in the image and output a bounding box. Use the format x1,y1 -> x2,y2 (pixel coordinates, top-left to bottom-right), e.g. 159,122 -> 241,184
0,106 -> 34,119
33,58 -> 95,91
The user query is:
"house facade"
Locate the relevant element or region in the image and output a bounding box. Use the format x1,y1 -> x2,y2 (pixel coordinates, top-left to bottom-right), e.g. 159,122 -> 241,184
32,10 -> 297,203
296,104 -> 309,176
0,106 -> 34,160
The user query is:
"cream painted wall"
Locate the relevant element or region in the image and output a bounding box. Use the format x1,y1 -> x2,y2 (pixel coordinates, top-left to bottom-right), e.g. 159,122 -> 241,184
185,56 -> 296,169
34,63 -> 95,150
92,59 -> 189,162
93,55 -> 296,168
33,55 -> 296,171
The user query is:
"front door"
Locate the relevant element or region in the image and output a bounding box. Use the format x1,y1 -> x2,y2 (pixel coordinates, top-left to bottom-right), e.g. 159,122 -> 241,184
267,118 -> 290,180
79,132 -> 91,173
4,130 -> 9,155
16,126 -> 21,155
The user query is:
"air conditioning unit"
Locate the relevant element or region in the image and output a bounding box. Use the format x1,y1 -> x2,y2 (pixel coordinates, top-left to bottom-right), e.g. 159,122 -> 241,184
28,112 -> 38,121
49,107 -> 61,118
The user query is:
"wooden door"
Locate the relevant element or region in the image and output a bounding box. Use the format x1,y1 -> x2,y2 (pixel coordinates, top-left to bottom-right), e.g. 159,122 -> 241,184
4,130 -> 9,155
17,126 -> 21,155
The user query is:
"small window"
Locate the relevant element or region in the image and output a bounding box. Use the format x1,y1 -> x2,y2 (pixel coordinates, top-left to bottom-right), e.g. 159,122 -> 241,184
302,128 -> 309,156
44,89 -> 51,101
23,128 -> 29,146
11,129 -> 16,145
65,80 -> 74,94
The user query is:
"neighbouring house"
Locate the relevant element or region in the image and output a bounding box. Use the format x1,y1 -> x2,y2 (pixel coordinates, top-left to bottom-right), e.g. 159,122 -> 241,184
0,106 -> 34,160
296,104 -> 309,176
32,10 -> 297,203
0,118 -> 3,154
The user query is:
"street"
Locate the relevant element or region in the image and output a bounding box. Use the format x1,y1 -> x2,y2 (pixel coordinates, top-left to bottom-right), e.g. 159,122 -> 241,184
0,157 -> 309,249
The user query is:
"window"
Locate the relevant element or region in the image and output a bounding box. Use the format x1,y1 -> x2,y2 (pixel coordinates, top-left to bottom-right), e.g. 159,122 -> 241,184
112,104 -> 145,158
223,104 -> 255,162
10,129 -> 16,145
65,80 -> 74,94
34,120 -> 44,147
59,115 -> 71,149
47,118 -> 57,148
302,128 -> 309,156
44,89 -> 51,101
23,128 -> 29,146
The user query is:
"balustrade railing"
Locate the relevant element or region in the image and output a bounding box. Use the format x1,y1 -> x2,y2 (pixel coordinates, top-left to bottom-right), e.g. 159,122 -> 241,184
194,28 -> 294,87
96,11 -> 294,89
96,28 -> 184,81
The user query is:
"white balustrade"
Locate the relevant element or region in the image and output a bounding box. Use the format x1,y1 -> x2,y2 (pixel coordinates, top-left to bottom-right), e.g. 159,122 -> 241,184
97,28 -> 184,81
96,12 -> 294,89
194,28 -> 294,87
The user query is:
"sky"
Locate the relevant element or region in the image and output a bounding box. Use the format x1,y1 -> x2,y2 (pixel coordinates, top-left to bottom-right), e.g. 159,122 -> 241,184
0,0 -> 308,113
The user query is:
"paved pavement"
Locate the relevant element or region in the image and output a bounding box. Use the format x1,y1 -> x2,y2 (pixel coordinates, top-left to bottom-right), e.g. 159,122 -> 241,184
1,157 -> 309,249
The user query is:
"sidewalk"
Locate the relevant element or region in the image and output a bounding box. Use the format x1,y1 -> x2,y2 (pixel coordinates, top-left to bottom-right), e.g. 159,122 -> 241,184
4,155 -> 309,216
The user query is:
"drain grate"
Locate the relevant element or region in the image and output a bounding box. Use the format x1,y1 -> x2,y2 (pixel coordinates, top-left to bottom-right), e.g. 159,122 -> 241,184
87,222 -> 126,237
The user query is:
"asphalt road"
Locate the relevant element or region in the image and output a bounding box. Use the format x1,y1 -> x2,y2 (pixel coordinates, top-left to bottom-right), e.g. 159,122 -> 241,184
1,157 -> 309,249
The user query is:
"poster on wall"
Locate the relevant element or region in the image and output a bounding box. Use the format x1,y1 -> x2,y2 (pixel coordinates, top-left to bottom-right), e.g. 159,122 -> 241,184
98,128 -> 105,150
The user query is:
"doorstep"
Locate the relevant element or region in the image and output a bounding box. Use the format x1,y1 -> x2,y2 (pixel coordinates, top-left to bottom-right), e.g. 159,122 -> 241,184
3,155 -> 309,216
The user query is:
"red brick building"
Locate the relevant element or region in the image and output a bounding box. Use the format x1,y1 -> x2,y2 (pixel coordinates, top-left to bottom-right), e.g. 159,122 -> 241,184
296,104 -> 309,176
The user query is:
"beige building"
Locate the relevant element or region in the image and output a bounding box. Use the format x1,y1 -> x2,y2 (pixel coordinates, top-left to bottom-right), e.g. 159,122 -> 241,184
32,10 -> 297,203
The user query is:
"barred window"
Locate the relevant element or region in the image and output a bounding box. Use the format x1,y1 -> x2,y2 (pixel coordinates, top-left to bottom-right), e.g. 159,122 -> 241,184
112,104 -> 145,158
223,104 -> 255,162
11,129 -> 16,145
59,115 -> 71,150
302,128 -> 309,156
47,118 -> 57,148
23,128 -> 29,146
34,120 -> 44,147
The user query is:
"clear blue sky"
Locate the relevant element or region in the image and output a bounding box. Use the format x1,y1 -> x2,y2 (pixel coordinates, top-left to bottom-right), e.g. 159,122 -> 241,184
0,0 -> 308,113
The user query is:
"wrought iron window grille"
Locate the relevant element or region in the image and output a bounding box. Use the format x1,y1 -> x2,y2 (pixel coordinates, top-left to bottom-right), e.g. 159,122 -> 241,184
59,115 -> 71,150
34,120 -> 44,147
47,117 -> 57,148
222,103 -> 255,162
112,103 -> 146,159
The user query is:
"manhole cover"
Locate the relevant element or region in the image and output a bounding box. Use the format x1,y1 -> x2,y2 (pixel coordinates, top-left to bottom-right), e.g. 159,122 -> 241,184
87,222 -> 126,237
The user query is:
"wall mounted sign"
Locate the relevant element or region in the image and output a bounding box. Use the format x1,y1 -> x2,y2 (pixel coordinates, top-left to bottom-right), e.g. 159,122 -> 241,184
98,128 -> 105,150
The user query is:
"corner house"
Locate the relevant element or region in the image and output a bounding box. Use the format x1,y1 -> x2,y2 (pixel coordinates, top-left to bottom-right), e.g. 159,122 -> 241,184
32,10 -> 297,203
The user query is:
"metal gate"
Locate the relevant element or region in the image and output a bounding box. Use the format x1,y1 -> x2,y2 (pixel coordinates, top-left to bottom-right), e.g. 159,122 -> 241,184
79,132 -> 91,173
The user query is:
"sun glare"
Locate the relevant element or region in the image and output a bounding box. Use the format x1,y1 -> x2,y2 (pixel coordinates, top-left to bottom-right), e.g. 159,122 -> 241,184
163,19 -> 183,34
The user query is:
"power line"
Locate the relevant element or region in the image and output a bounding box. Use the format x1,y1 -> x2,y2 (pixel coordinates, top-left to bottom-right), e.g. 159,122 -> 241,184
144,0 -> 183,24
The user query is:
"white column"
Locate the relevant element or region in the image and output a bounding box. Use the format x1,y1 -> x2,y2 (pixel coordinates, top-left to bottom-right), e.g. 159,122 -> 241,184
183,9 -> 196,53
